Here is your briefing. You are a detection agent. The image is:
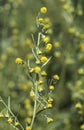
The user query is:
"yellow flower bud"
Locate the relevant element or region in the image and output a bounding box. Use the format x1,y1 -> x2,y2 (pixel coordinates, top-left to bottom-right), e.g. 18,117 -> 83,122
45,43 -> 52,52
35,60 -> 41,65
48,97 -> 53,103
75,102 -> 82,109
30,90 -> 35,97
68,28 -> 75,34
80,124 -> 84,130
15,122 -> 19,126
7,118 -> 12,124
38,87 -> 44,92
52,75 -> 60,80
38,18 -> 44,24
62,5 -> 70,11
26,126 -> 31,130
41,71 -> 47,76
25,117 -> 31,124
41,56 -> 48,63
49,85 -> 55,90
47,103 -> 52,108
38,80 -> 43,85
15,58 -> 23,64
47,117 -> 53,123
34,66 -> 41,73
43,24 -> 50,30
40,7 -> 47,14
43,37 -> 50,44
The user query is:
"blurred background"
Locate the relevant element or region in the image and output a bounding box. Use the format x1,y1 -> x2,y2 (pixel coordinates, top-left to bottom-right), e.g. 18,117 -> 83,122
0,0 -> 84,130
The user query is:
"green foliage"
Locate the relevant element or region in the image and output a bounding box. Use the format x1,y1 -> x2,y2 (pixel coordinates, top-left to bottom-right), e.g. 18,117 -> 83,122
0,0 -> 84,130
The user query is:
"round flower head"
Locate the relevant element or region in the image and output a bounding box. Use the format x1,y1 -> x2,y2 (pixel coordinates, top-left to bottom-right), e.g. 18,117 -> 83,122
15,58 -> 23,64
47,117 -> 53,123
15,122 -> 19,126
45,43 -> 52,52
80,124 -> 84,130
43,37 -> 50,44
40,7 -> 47,14
52,74 -> 60,80
34,66 -> 41,74
7,118 -> 12,124
38,18 -> 44,24
41,71 -> 47,77
49,85 -> 55,90
47,103 -> 52,108
26,126 -> 31,130
75,102 -> 82,109
41,56 -> 48,63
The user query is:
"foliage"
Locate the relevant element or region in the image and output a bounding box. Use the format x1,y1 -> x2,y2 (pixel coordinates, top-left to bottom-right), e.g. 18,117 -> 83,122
0,0 -> 84,130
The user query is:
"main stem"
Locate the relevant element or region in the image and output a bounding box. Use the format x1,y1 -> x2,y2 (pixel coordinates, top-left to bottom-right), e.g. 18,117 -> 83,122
30,81 -> 38,129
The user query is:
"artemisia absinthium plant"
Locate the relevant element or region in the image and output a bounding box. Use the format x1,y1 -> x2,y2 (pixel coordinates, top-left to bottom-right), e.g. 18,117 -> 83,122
0,7 -> 59,130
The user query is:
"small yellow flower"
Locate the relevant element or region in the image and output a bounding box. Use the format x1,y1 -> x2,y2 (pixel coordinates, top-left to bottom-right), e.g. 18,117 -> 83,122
68,28 -> 75,34
47,117 -> 53,123
37,50 -> 42,55
38,18 -> 44,24
40,7 -> 47,14
38,87 -> 44,92
38,80 -> 43,85
34,66 -> 41,73
80,124 -> 84,130
40,56 -> 48,63
43,37 -> 50,44
7,118 -> 12,124
12,28 -> 19,35
47,103 -> 52,108
25,117 -> 31,124
35,60 -> 41,65
29,68 -> 34,73
26,126 -> 31,130
48,97 -> 53,103
15,58 -> 23,64
52,75 -> 60,80
41,71 -> 47,76
75,102 -> 82,109
44,17 -> 50,24
45,43 -> 52,52
21,84 -> 28,91
62,5 -> 70,11
43,24 -> 50,30
54,51 -> 61,58
15,122 -> 19,126
54,42 -> 61,48
49,85 -> 55,90
30,90 -> 35,97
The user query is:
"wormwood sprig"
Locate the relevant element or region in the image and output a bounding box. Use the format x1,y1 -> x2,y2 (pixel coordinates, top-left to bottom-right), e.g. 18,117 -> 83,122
0,7 -> 59,130
16,6 -> 59,130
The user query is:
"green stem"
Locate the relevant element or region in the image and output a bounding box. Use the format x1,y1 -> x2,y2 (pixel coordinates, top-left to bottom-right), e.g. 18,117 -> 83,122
0,97 -> 24,130
30,82 -> 38,129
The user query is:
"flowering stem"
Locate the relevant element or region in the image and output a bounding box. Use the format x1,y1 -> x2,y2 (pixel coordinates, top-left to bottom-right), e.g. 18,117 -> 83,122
30,81 -> 38,129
